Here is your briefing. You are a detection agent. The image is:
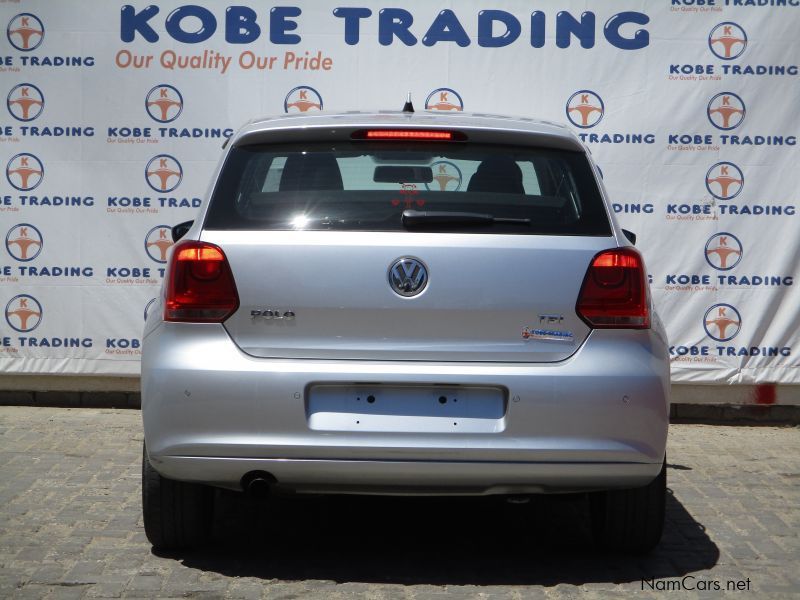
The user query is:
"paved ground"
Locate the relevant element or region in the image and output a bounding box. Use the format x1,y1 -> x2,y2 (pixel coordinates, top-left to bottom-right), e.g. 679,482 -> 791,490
0,407 -> 798,599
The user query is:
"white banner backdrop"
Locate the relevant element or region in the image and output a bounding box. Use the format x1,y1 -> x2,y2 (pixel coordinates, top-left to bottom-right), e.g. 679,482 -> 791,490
0,1 -> 798,386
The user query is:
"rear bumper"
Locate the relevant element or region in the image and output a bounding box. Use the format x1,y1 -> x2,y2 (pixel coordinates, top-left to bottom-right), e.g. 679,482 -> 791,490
142,323 -> 669,494
152,457 -> 663,495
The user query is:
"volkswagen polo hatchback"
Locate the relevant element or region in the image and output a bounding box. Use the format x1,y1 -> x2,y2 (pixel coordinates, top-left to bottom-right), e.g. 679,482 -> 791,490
141,110 -> 669,553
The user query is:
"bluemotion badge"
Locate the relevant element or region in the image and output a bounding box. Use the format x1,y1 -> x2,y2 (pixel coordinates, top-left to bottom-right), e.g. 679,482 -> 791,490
522,327 -> 574,343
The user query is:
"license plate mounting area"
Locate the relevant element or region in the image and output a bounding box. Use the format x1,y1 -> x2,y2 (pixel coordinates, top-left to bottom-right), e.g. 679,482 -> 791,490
306,384 -> 507,433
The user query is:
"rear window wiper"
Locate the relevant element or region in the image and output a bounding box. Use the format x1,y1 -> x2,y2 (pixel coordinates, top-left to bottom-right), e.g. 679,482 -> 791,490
402,210 -> 531,228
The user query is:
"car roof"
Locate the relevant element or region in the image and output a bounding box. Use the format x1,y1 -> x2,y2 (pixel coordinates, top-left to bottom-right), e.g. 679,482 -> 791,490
233,110 -> 585,152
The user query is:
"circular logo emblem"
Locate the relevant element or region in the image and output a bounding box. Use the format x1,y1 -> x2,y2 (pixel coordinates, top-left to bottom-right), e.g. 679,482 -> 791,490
705,233 -> 743,271
144,225 -> 174,263
703,303 -> 741,342
5,294 -> 42,332
7,83 -> 44,122
6,223 -> 43,262
144,297 -> 157,322
566,90 -> 604,129
6,152 -> 44,191
7,13 -> 44,51
425,88 -> 463,111
145,154 -> 183,193
425,161 -> 463,192
284,86 -> 323,113
388,257 -> 428,298
145,84 -> 183,123
707,92 -> 745,130
705,161 -> 744,200
708,22 -> 747,60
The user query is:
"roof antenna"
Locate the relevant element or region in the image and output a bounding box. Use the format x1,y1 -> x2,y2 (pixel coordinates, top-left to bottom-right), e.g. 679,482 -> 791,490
402,92 -> 414,113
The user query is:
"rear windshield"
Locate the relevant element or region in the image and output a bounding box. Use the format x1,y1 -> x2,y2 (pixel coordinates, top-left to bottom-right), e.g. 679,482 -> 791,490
204,142 -> 611,235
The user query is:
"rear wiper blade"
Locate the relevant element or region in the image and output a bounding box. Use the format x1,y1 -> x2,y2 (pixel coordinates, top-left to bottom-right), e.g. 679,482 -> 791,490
402,209 -> 530,227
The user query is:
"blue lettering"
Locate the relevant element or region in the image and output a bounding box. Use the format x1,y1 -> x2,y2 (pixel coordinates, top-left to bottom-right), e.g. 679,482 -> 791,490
604,12 -> 649,50
613,203 -> 654,214
378,8 -> 417,46
165,5 -> 216,44
107,267 -> 150,278
669,346 -> 710,356
270,7 -> 301,44
107,197 -> 151,207
669,134 -> 714,145
333,7 -> 372,45
106,338 -> 141,349
556,11 -> 595,49
670,64 -> 714,75
422,10 -> 470,47
477,10 -> 521,48
225,6 -> 261,44
120,5 -> 159,43
530,11 -> 545,48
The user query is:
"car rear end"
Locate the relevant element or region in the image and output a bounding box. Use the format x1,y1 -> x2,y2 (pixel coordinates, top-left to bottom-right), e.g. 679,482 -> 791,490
141,112 -> 669,551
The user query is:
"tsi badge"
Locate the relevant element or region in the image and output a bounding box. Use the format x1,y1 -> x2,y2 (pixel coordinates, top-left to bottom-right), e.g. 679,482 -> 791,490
522,314 -> 575,343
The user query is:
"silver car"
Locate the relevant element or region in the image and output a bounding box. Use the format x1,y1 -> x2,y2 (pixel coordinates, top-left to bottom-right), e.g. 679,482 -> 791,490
141,109 -> 669,553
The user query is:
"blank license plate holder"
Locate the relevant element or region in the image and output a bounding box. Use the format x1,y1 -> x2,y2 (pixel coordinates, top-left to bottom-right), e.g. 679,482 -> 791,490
306,384 -> 507,433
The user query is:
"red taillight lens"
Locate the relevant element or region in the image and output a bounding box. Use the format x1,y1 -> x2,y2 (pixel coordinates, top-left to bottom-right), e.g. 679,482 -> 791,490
367,130 -> 452,140
576,248 -> 650,329
351,129 -> 467,141
164,241 -> 239,322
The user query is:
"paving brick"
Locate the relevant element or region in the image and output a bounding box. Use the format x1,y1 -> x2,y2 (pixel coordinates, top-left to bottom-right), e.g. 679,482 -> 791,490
78,392 -> 129,408
0,406 -> 797,599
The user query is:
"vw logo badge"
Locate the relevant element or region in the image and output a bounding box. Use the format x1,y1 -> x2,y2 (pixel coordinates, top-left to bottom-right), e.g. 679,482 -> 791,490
388,257 -> 428,297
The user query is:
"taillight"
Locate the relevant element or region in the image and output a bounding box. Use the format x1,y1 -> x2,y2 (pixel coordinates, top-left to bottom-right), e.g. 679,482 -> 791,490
164,241 -> 239,322
350,129 -> 467,141
576,248 -> 650,329
367,130 -> 452,140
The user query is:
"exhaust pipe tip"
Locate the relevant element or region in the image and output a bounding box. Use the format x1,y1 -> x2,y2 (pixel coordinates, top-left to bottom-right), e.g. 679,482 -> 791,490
506,495 -> 531,505
241,471 -> 276,497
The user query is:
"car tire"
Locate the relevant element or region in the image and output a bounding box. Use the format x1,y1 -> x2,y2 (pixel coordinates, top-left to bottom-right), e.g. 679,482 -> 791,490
142,443 -> 213,550
589,459 -> 666,554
